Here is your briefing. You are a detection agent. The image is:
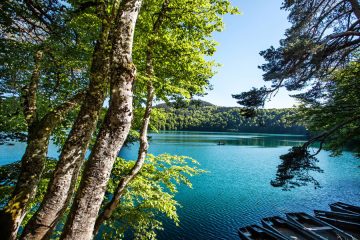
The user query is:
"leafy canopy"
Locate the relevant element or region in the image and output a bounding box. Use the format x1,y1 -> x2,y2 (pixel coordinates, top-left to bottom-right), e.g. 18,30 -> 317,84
133,0 -> 239,102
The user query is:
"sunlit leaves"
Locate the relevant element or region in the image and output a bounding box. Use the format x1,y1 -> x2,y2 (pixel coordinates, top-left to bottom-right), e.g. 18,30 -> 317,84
133,0 -> 239,103
102,154 -> 205,239
0,1 -> 102,145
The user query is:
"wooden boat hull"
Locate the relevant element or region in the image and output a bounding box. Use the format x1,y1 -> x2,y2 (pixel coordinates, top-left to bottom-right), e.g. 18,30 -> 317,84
315,216 -> 360,239
286,212 -> 356,240
238,225 -> 288,240
330,202 -> 360,215
314,210 -> 360,224
261,216 -> 322,240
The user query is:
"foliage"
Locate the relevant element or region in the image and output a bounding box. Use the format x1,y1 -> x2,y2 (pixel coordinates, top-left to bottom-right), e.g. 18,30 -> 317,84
233,0 -> 360,109
100,154 -> 205,240
270,62 -> 360,190
0,158 -> 57,214
0,154 -> 204,239
133,0 -> 239,103
0,162 -> 21,204
155,99 -> 215,109
0,97 -> 27,138
155,104 -> 307,134
0,0 -> 101,143
0,0 -> 235,237
295,62 -> 360,156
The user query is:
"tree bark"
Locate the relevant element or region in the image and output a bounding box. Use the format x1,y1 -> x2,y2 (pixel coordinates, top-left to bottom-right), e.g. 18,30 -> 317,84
23,50 -> 43,126
93,82 -> 154,236
60,1 -> 142,239
0,91 -> 85,240
20,20 -> 111,240
93,0 -> 169,235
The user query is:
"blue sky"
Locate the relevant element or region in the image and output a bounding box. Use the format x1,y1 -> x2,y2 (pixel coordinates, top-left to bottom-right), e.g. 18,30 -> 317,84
199,0 -> 298,108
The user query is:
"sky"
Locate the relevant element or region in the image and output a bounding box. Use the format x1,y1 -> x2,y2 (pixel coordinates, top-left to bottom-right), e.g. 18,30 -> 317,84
199,0 -> 299,108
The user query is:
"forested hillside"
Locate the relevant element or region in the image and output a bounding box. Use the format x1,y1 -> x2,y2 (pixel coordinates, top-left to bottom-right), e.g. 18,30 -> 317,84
155,102 -> 307,134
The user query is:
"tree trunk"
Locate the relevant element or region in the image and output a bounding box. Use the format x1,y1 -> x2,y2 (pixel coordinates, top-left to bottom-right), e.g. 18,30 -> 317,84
0,92 -> 84,240
93,82 -> 154,236
92,0 -> 170,234
0,127 -> 50,240
60,1 -> 142,239
21,21 -> 111,240
23,50 -> 43,126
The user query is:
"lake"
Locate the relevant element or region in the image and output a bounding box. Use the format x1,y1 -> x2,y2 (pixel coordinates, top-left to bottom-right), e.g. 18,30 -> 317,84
120,131 -> 360,240
1,131 -> 359,239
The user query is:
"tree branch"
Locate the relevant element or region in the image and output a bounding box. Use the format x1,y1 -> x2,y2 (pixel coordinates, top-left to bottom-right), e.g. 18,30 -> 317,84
348,0 -> 360,20
40,91 -> 86,130
303,114 -> 360,152
22,50 -> 43,126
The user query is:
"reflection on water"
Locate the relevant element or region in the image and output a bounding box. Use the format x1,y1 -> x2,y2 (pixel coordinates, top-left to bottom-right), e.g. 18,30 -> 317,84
150,131 -> 307,148
271,146 -> 324,190
120,131 -> 360,240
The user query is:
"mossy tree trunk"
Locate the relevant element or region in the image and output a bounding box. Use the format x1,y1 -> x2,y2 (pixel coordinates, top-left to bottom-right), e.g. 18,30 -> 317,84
93,0 -> 170,235
93,81 -> 154,236
20,17 -> 112,240
60,0 -> 142,239
0,49 -> 85,239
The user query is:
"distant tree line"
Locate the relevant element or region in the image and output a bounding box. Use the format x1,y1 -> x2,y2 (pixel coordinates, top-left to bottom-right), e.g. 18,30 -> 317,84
155,102 -> 307,134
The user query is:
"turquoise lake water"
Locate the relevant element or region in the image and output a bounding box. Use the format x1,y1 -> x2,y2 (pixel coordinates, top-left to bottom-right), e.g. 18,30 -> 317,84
1,131 -> 359,239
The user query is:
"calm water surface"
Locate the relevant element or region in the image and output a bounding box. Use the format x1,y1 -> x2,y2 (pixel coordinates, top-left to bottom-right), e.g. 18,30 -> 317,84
120,131 -> 360,240
1,131 -> 359,239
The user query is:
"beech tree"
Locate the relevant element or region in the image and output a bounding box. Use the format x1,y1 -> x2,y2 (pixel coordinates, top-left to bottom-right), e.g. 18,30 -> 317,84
21,3 -> 113,238
93,0 -> 237,236
58,0 -> 143,238
0,154 -> 204,240
0,0 -> 97,237
1,0 -> 237,238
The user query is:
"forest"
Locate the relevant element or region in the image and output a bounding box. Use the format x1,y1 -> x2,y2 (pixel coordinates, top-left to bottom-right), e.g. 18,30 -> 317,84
154,101 -> 307,134
0,0 -> 359,239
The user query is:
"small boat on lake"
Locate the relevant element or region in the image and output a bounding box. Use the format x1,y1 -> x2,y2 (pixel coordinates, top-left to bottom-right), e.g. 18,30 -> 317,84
238,224 -> 288,240
217,141 -> 225,145
314,210 -> 360,224
330,202 -> 360,215
314,215 -> 360,239
261,216 -> 321,240
286,212 -> 355,240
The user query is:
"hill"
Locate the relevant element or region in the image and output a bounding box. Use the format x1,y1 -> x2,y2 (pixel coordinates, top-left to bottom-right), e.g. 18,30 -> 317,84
154,104 -> 307,134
